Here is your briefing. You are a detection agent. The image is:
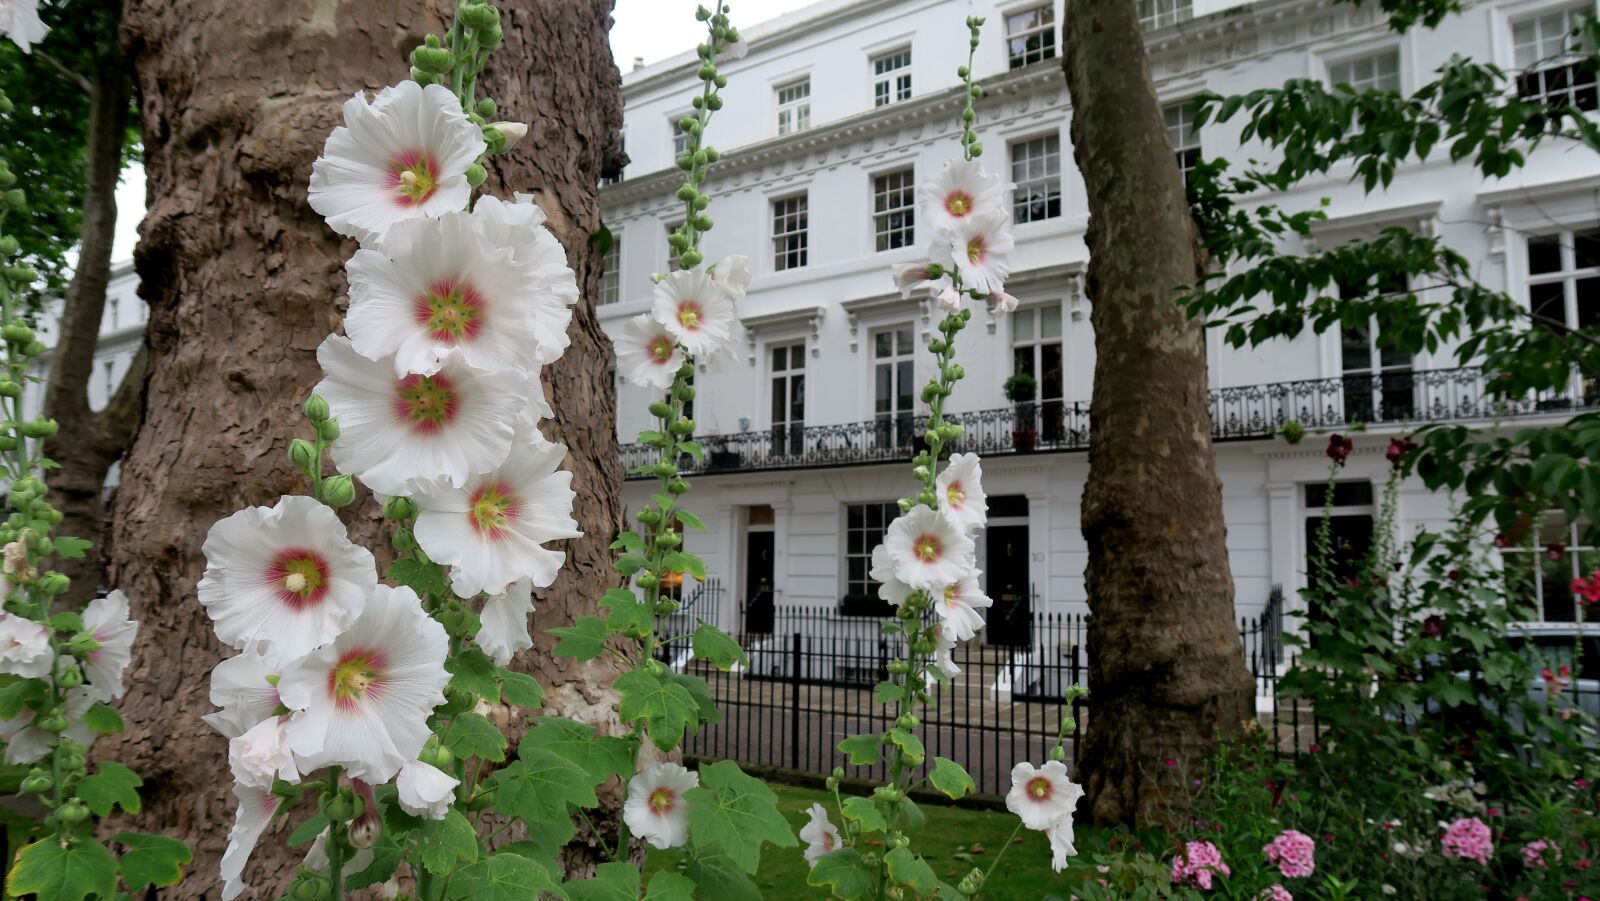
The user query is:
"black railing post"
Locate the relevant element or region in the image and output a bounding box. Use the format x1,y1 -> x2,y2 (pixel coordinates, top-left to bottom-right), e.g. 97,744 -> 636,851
789,630 -> 803,771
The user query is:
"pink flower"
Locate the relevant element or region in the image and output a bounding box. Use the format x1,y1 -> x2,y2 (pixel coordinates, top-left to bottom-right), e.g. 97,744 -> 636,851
1326,434 -> 1354,466
1257,886 -> 1294,901
1171,840 -> 1230,890
1574,572 -> 1600,605
1522,838 -> 1560,870
1264,829 -> 1316,879
1386,436 -> 1416,469
1441,817 -> 1493,865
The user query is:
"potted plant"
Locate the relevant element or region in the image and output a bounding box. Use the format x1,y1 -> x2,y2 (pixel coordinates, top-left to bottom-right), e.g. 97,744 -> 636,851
1004,373 -> 1039,452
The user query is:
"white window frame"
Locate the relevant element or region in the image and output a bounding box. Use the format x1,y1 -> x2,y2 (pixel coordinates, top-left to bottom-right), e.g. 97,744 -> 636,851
871,324 -> 917,448
1502,511 -> 1597,623
1004,4 -> 1057,69
1326,47 -> 1403,92
598,233 -> 621,305
872,47 -> 913,107
843,500 -> 901,599
1509,2 -> 1599,108
776,79 -> 811,136
1138,0 -> 1192,30
768,342 -> 807,455
1162,99 -> 1203,183
872,167 -> 917,252
771,194 -> 809,272
670,117 -> 691,159
1009,134 -> 1062,224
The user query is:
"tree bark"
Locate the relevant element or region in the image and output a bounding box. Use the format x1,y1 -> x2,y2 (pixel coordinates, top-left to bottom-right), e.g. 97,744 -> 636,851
1062,0 -> 1255,826
111,2 -> 625,895
40,54 -> 139,606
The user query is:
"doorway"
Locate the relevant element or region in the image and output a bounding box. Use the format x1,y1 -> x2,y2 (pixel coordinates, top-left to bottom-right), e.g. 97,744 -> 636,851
985,494 -> 1032,645
743,506 -> 776,635
1302,481 -> 1375,643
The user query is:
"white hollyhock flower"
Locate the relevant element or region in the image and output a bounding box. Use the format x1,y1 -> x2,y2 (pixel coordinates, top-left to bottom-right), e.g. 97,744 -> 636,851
1006,760 -> 1083,831
220,784 -> 284,901
987,289 -> 1020,313
934,574 -> 993,642
0,0 -> 48,53
883,506 -> 975,591
229,716 -> 299,789
869,544 -> 912,607
203,649 -> 282,739
800,802 -> 842,866
1047,816 -> 1077,871
936,285 -> 963,313
471,194 -> 581,365
308,81 -> 486,245
709,254 -> 752,301
652,269 -> 738,358
624,762 -> 699,850
198,495 -> 377,668
279,585 -> 450,783
397,758 -> 459,820
474,577 -> 534,666
931,623 -> 962,680
315,335 -> 531,496
345,208 -> 547,378
920,159 -> 1007,234
413,427 -> 580,598
937,453 -> 989,534
80,590 -> 138,702
305,828 -> 375,875
0,612 -> 51,678
892,263 -> 941,300
718,36 -> 749,61
933,210 -> 1015,297
0,687 -> 94,765
614,313 -> 684,390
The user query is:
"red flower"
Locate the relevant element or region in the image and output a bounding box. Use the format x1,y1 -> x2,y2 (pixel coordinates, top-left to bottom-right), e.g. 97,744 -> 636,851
1573,572 -> 1600,605
1327,434 -> 1355,466
1386,436 -> 1417,469
1423,615 -> 1445,638
1548,542 -> 1568,561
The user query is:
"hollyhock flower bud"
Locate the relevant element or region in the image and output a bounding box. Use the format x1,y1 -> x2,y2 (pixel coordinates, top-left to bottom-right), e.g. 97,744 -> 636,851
302,394 -> 330,422
322,475 -> 356,508
490,121 -> 527,149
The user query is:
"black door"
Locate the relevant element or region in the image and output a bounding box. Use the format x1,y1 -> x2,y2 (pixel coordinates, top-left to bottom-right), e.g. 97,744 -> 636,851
743,531 -> 775,635
1302,513 -> 1374,644
985,525 -> 1031,646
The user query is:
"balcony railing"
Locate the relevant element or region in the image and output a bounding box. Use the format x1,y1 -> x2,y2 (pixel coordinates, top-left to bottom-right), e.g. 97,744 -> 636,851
621,367 -> 1599,479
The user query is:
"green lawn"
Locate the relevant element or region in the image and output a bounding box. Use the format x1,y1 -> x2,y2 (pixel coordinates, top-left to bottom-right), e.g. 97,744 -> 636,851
646,782 -> 1078,899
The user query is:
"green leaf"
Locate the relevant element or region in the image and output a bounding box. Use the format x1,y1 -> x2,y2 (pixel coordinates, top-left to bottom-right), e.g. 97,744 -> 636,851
0,676 -> 45,719
661,551 -> 706,580
609,532 -> 644,553
441,711 -> 507,762
518,718 -> 636,786
807,848 -> 876,901
288,811 -> 329,847
499,670 -> 546,709
887,728 -> 924,760
111,832 -> 192,890
497,814 -> 576,881
928,757 -> 976,800
83,702 -> 125,735
550,616 -> 610,661
683,854 -> 762,901
603,594 -> 654,638
9,838 -> 117,901
616,668 -> 698,751
837,733 -> 883,766
691,624 -> 748,670
51,537 -> 92,560
840,796 -> 886,834
643,871 -> 697,901
675,672 -> 723,727
387,557 -> 447,598
677,440 -> 706,461
446,648 -> 502,702
78,761 -> 142,817
685,760 -> 797,874
345,834 -> 404,889
674,509 -> 707,531
590,223 -> 614,255
564,861 -> 639,901
418,808 -> 479,874
448,851 -> 567,901
488,748 -> 598,823
884,847 -> 937,897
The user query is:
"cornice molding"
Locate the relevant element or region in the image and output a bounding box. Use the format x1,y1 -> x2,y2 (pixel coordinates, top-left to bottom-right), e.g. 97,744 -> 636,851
839,290 -> 935,350
742,304 -> 827,363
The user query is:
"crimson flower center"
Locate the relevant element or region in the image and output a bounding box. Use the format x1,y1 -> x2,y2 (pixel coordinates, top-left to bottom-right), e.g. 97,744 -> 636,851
914,535 -> 942,563
646,336 -> 677,364
394,372 -> 460,434
415,278 -> 487,344
966,236 -> 988,264
388,150 -> 439,206
468,482 -> 521,538
946,482 -> 966,507
1027,776 -> 1053,800
327,647 -> 387,710
268,548 -> 331,610
944,190 -> 974,218
676,301 -> 704,331
648,787 -> 676,815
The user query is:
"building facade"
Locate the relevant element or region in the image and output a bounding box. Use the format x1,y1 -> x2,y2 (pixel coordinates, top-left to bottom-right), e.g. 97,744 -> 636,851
598,0 -> 1600,637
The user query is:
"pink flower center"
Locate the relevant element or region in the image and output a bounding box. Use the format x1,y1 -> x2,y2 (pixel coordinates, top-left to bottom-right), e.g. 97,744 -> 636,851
914,534 -> 942,564
966,235 -> 988,265
468,481 -> 521,539
394,372 -> 460,434
823,832 -> 836,852
944,190 -> 974,218
386,150 -> 440,207
676,300 -> 705,331
1027,776 -> 1053,801
648,787 -> 677,815
946,481 -> 965,508
267,548 -> 331,610
327,647 -> 388,711
414,278 -> 487,344
646,335 -> 677,365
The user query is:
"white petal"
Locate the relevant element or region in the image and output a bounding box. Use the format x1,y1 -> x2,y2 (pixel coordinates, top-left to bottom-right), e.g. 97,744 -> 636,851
474,578 -> 535,666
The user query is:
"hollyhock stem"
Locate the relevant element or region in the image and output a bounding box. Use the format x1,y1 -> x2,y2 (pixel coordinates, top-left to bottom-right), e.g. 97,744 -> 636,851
325,764 -> 346,901
668,0 -> 731,269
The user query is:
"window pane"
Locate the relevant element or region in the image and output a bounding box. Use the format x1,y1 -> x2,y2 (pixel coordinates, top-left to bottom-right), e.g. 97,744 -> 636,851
1040,342 -> 1064,400
1041,304 -> 1062,339
1578,277 -> 1600,329
896,361 -> 913,410
896,326 -> 912,354
874,331 -> 893,358
1013,345 -> 1034,378
1341,324 -> 1372,373
875,364 -> 893,414
1530,235 -> 1563,275
792,374 -> 805,421
1015,309 -> 1035,341
1578,230 -> 1600,270
1531,281 -> 1567,329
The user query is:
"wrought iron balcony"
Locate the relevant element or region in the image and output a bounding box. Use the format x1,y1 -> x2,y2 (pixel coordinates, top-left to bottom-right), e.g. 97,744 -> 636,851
620,367 -> 1598,479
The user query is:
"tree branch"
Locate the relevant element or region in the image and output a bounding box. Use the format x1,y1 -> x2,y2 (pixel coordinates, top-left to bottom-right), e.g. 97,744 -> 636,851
32,49 -> 93,95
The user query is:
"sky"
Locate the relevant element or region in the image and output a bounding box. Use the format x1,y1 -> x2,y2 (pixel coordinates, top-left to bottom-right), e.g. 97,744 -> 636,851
106,0 -> 820,264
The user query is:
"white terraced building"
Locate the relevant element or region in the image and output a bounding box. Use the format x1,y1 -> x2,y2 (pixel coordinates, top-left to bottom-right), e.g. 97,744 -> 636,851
598,0 -> 1600,642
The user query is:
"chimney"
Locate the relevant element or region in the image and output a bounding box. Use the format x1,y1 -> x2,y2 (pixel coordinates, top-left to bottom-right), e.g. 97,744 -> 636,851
632,56 -> 645,71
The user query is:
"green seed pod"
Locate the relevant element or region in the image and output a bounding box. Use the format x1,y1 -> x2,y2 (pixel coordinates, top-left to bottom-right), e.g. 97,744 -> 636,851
2,323 -> 34,344
648,401 -> 673,418
676,185 -> 698,202
666,478 -> 690,495
409,45 -> 454,74
302,394 -> 330,422
465,163 -> 487,187
411,68 -> 437,86
37,714 -> 68,733
19,771 -> 52,794
636,572 -> 660,589
383,495 -> 417,521
21,340 -> 44,358
0,381 -> 19,398
288,438 -> 317,473
57,661 -> 84,689
314,418 -> 340,442
697,63 -> 717,81
670,418 -> 696,436
714,74 -> 728,89
3,189 -> 25,212
322,475 -> 357,508
679,249 -> 703,268
291,877 -> 326,901
459,2 -> 499,31
38,572 -> 70,596
57,800 -> 90,824
0,235 -> 17,255
20,418 -> 57,439
391,527 -> 418,553
480,24 -> 503,48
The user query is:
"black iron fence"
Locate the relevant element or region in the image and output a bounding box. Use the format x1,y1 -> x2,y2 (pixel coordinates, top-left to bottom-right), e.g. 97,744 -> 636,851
665,589 -> 1309,798
621,367 -> 1599,479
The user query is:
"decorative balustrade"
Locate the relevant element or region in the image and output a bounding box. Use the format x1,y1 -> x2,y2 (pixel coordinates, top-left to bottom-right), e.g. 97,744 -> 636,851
621,367 -> 1597,479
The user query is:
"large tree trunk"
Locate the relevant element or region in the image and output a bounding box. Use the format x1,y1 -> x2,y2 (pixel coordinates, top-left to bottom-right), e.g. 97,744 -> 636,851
40,41 -> 142,606
110,2 -> 626,895
1062,0 -> 1254,826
